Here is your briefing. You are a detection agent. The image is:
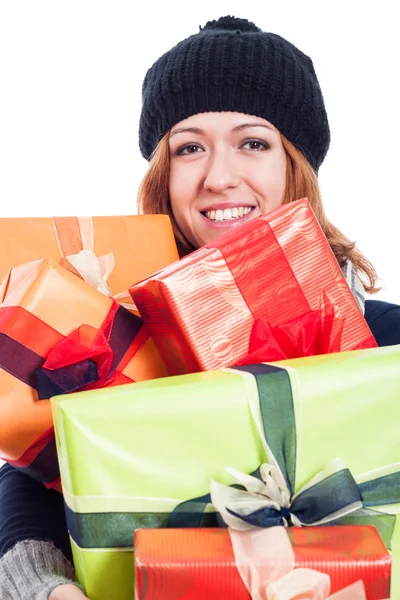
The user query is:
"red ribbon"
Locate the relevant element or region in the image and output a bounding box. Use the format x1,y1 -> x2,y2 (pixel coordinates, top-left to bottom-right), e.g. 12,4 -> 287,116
236,294 -> 345,365
36,301 -> 128,398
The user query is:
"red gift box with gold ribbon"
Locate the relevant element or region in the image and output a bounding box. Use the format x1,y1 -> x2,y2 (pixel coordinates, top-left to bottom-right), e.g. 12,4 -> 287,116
0,259 -> 168,490
134,526 -> 391,600
130,199 -> 376,375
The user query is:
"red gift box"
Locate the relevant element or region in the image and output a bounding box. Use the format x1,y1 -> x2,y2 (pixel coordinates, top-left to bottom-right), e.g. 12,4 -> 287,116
134,526 -> 391,600
130,199 -> 376,375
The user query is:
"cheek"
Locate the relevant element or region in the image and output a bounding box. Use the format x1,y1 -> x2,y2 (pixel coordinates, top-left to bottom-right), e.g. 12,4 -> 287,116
169,162 -> 201,222
168,166 -> 186,220
168,173 -> 194,238
260,152 -> 286,204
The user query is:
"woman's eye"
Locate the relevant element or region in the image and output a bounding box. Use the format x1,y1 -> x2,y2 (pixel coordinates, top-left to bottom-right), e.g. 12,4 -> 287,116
177,144 -> 203,155
241,140 -> 269,151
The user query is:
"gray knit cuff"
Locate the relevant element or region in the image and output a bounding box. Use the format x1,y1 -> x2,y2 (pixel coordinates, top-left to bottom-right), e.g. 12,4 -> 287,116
0,540 -> 84,599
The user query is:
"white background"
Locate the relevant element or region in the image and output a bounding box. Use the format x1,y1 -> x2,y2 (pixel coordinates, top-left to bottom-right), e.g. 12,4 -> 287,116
0,1 -> 399,303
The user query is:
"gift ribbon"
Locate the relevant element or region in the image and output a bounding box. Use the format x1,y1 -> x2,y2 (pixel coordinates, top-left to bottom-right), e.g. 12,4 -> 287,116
205,203 -> 376,359
168,364 -> 399,549
36,325 -> 115,399
210,458 -> 364,530
235,293 -> 345,365
1,302 -> 144,484
229,526 -> 368,600
53,216 -> 137,310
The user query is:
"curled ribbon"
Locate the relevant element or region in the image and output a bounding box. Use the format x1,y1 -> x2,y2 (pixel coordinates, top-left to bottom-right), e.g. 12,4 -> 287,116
236,293 -> 344,365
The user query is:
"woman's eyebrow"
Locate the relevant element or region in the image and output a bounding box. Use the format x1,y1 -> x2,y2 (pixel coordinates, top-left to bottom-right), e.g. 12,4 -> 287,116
169,127 -> 205,138
231,122 -> 276,133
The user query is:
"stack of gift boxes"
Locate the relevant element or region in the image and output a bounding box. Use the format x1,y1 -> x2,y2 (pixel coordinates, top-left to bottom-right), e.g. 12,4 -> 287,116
0,200 -> 398,600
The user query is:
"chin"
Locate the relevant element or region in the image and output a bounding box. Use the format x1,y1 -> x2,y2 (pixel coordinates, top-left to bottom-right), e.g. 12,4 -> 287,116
197,229 -> 227,247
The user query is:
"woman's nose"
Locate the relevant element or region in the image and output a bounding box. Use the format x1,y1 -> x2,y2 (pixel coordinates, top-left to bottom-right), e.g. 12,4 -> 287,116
203,151 -> 239,193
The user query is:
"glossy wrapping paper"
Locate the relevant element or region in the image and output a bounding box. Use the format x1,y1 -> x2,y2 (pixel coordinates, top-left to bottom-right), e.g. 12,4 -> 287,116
134,526 -> 391,599
130,199 -> 376,375
0,214 -> 179,295
51,345 -> 400,600
0,258 -> 168,488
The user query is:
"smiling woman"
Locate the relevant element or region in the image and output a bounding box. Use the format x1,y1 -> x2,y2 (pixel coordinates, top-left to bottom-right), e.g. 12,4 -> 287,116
1,13 -> 400,600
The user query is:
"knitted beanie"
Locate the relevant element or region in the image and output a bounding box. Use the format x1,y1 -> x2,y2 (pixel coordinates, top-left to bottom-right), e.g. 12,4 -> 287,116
139,16 -> 330,172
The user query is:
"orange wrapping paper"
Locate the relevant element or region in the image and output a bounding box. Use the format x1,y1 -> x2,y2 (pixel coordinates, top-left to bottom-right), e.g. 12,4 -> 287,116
130,199 -> 377,375
0,214 -> 179,294
0,259 -> 168,488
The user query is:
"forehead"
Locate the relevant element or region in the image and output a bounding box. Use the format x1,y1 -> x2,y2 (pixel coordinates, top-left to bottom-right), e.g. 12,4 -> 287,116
170,111 -> 278,134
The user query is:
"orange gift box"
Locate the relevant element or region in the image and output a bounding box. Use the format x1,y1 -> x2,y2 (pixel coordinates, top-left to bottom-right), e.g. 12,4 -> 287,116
0,214 -> 179,296
134,526 -> 392,600
130,199 -> 377,375
0,259 -> 168,489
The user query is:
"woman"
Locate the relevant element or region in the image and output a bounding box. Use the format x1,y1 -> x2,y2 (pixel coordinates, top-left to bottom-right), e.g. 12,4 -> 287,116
1,15 -> 399,599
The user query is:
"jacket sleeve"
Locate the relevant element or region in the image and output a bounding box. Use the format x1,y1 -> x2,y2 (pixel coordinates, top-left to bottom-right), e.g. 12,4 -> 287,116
364,299 -> 400,346
0,462 -> 71,561
0,463 -> 81,596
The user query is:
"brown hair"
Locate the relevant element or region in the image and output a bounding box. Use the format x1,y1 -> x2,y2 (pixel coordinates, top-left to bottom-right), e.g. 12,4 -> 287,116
138,132 -> 379,293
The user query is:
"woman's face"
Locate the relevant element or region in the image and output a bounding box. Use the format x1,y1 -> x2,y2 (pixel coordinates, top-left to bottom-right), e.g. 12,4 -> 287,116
168,111 -> 287,249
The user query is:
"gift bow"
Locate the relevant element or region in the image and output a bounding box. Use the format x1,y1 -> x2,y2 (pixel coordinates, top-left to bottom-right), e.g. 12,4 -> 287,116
228,526 -> 368,600
66,250 -> 138,311
168,363 -> 399,545
53,216 -> 137,310
65,249 -> 114,296
35,303 -> 124,398
210,457 -> 363,531
236,293 -> 344,365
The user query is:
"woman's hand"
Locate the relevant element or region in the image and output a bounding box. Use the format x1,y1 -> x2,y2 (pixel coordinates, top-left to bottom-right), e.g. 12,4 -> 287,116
49,583 -> 90,599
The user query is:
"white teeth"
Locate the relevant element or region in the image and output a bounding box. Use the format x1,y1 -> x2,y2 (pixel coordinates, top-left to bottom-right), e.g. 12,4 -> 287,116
204,206 -> 254,221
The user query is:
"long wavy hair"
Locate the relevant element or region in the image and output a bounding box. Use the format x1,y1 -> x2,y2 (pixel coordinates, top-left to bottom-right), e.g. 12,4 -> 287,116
138,132 -> 378,293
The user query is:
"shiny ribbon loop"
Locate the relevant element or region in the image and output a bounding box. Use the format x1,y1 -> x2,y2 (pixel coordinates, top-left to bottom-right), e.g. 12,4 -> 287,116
211,457 -> 363,531
236,293 -> 345,365
65,249 -> 115,297
57,219 -> 137,310
53,216 -> 116,297
35,324 -> 115,399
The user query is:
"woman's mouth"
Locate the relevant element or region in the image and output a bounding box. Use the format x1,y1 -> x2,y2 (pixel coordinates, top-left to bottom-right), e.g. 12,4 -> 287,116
201,206 -> 255,222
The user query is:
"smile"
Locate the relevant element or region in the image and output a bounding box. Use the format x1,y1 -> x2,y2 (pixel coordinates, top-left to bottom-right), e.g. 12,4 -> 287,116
203,207 -> 254,222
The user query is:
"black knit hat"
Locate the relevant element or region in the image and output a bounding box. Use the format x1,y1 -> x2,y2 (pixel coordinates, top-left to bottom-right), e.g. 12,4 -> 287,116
139,16 -> 330,172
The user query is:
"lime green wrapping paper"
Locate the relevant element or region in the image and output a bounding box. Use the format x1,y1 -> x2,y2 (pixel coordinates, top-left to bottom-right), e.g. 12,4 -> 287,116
51,345 -> 400,600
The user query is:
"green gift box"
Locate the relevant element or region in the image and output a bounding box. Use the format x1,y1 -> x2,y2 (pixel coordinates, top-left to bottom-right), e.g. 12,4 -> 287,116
52,345 -> 400,600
